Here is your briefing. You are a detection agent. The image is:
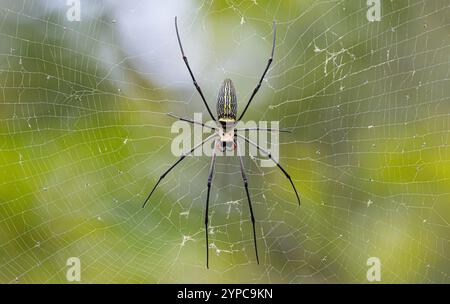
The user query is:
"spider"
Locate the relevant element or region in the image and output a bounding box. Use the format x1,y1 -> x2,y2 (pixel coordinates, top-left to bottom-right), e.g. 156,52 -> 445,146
142,17 -> 300,269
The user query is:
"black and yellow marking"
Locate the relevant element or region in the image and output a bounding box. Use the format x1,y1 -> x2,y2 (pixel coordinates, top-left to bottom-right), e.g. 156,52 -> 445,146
216,78 -> 237,122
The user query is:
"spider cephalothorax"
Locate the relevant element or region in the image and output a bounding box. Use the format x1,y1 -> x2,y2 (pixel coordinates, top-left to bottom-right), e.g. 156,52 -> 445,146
142,17 -> 300,269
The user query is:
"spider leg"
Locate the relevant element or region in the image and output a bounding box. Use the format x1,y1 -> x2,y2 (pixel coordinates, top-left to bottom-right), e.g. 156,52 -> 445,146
236,141 -> 259,264
205,141 -> 217,269
237,20 -> 276,122
234,127 -> 291,133
237,134 -> 301,206
142,133 -> 217,208
167,113 -> 217,130
175,17 -> 216,121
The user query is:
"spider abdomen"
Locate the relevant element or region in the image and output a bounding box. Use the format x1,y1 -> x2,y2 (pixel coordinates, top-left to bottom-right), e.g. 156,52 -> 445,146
217,78 -> 237,122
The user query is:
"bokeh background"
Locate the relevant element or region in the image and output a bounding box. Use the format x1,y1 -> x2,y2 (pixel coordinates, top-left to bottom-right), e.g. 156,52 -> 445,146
0,0 -> 449,283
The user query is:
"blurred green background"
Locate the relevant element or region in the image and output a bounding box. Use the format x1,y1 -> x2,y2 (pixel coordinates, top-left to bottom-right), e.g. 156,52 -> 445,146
0,0 -> 449,283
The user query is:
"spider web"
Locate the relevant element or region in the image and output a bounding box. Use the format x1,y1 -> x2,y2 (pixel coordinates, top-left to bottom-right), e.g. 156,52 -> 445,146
0,0 -> 449,283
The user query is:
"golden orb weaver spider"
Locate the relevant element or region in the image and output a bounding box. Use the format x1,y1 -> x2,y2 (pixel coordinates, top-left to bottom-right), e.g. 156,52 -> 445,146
142,17 -> 300,269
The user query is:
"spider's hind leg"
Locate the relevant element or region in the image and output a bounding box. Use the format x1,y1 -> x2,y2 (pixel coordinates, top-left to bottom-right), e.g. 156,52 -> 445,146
235,141 -> 260,265
205,142 -> 217,269
237,134 -> 301,206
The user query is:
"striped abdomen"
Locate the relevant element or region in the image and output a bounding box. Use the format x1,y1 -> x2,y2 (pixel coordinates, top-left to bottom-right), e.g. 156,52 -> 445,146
216,79 -> 237,122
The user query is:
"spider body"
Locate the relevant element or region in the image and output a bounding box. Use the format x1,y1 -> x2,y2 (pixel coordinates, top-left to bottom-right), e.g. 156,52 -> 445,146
142,17 -> 301,269
216,78 -> 237,151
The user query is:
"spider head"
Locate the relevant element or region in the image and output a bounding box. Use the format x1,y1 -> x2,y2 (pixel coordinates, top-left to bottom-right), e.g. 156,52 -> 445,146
216,78 -> 237,124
